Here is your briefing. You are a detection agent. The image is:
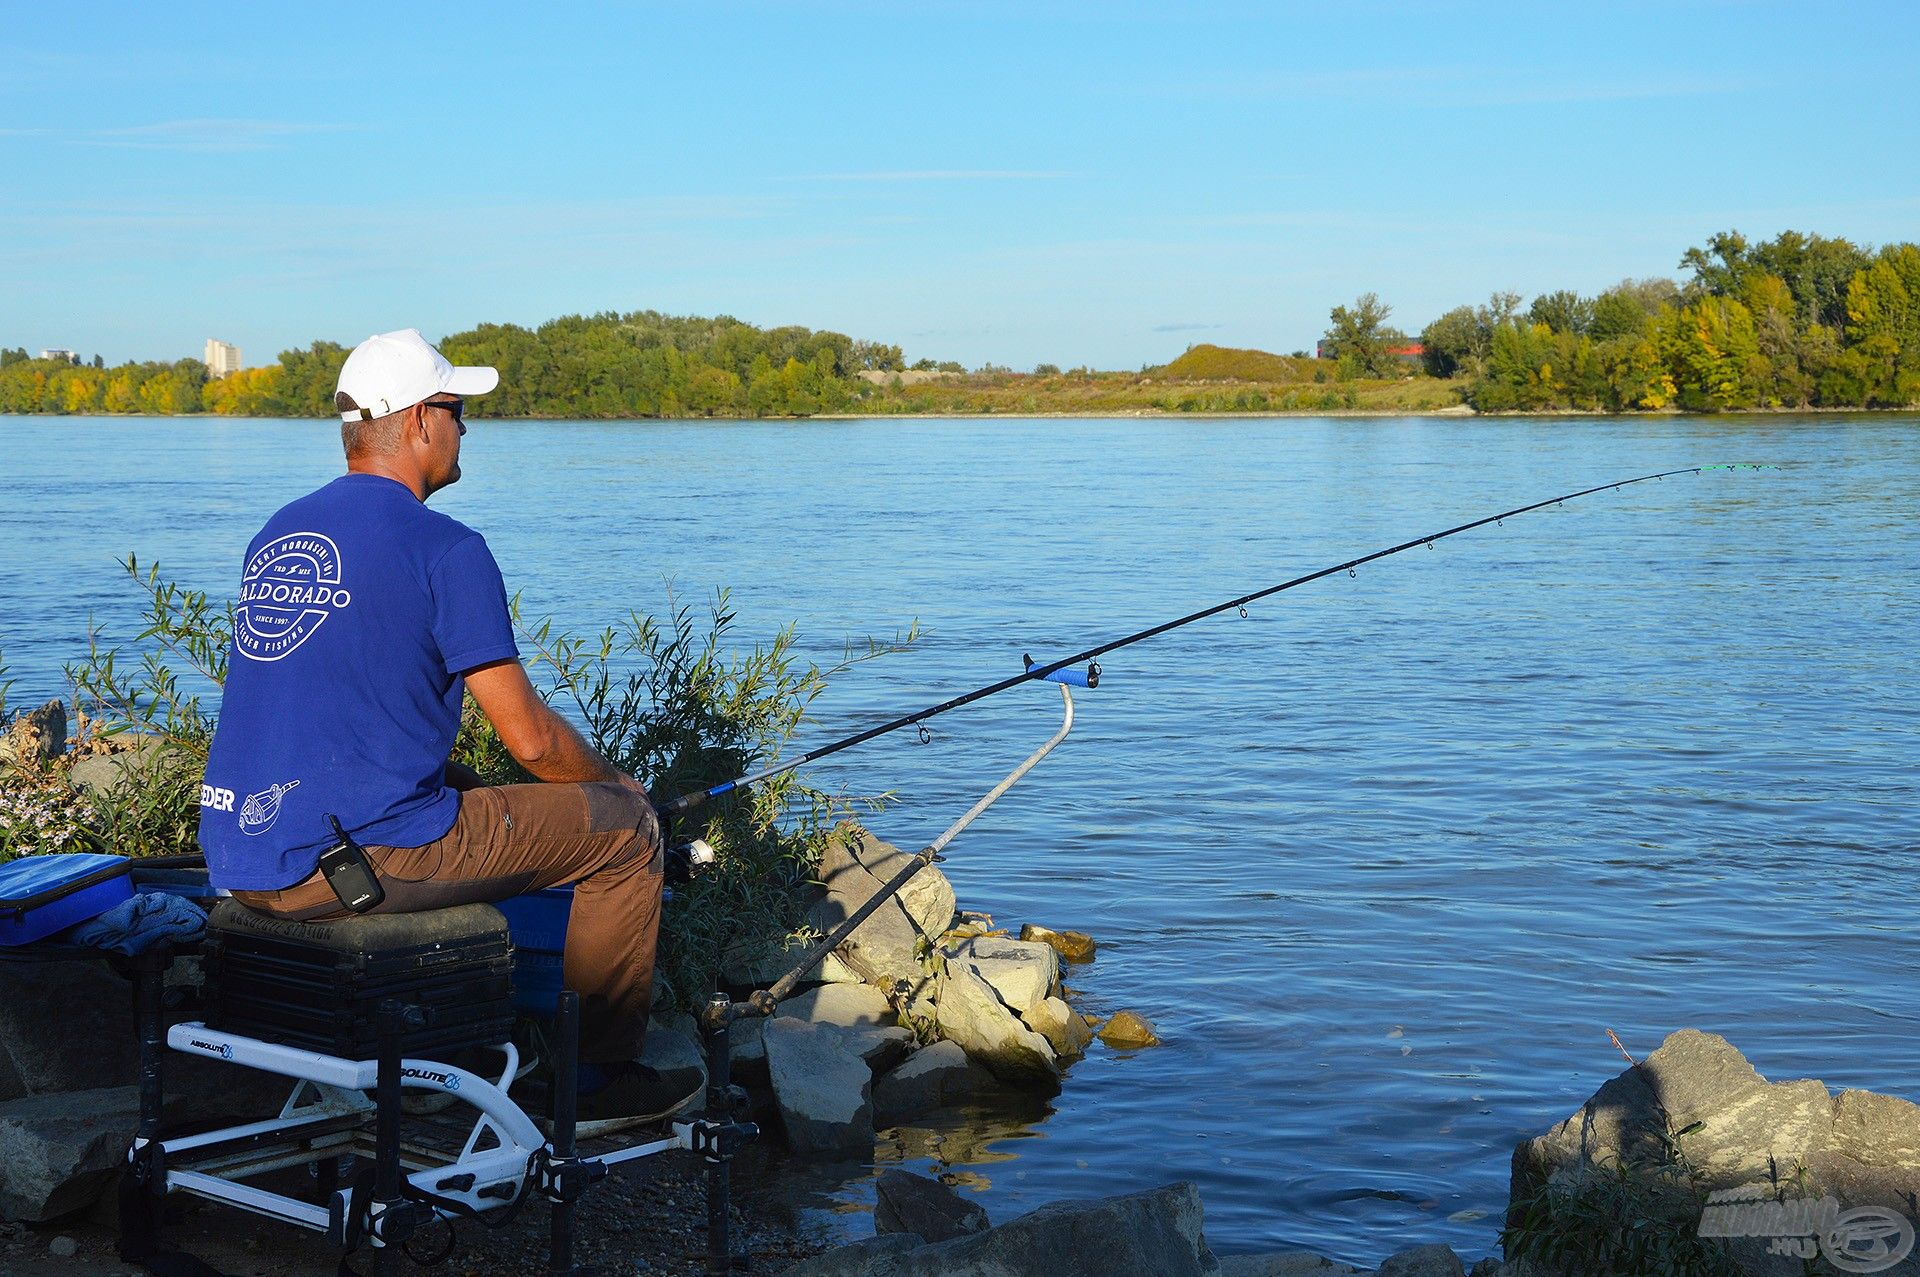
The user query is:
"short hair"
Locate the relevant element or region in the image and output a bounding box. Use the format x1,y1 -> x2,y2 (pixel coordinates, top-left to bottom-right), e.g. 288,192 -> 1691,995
335,391 -> 406,457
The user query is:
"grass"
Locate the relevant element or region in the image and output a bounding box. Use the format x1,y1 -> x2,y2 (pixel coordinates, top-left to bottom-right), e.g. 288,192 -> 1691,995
847,363 -> 1467,417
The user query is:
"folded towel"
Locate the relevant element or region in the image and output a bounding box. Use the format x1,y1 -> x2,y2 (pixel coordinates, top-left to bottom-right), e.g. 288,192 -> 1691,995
65,891 -> 208,955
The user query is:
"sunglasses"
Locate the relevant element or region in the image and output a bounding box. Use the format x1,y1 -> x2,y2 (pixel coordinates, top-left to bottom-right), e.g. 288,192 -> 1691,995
424,398 -> 465,429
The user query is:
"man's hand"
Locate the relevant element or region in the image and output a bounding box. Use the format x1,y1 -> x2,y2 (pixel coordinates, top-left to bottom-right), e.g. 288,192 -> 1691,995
464,658 -> 628,786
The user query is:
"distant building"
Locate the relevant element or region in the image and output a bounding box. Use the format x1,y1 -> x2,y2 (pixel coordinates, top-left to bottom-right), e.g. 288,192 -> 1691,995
204,338 -> 243,378
39,348 -> 78,363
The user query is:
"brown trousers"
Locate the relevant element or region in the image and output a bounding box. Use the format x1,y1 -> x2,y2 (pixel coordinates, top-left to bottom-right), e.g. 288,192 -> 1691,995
232,781 -> 662,1063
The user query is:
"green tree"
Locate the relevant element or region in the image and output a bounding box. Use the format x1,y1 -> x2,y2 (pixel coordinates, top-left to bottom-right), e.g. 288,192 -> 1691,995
1322,293 -> 1407,379
1528,290 -> 1594,336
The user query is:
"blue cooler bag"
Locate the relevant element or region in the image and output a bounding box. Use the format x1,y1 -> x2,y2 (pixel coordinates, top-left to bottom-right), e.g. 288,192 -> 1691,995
0,852 -> 134,945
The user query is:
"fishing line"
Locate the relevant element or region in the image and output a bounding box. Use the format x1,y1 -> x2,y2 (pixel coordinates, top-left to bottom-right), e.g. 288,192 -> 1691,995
660,463 -> 1771,818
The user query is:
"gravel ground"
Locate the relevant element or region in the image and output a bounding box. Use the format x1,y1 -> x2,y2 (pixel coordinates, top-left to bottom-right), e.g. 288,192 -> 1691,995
0,1149 -> 840,1277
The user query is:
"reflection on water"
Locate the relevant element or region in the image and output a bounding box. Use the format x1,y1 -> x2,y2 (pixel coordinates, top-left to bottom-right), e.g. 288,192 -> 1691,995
2,413 -> 1916,1267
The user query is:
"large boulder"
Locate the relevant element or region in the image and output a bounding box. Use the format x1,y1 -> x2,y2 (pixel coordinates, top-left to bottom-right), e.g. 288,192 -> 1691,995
1020,923 -> 1096,964
947,936 -> 1057,1016
932,959 -> 1059,1093
764,1017 -> 874,1155
782,1235 -> 927,1277
874,1169 -> 990,1243
778,983 -> 914,1072
873,1041 -> 1000,1125
807,823 -> 956,994
0,1087 -> 139,1222
638,1024 -> 708,1102
814,1181 -> 1219,1277
1510,1030 -> 1920,1277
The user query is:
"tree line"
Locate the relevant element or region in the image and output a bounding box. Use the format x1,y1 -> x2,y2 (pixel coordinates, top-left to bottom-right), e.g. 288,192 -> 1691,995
0,311 -> 916,419
1319,229 -> 1920,411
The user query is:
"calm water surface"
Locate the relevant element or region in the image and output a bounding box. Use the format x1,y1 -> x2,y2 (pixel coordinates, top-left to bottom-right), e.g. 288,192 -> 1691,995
2,413 -> 1916,1265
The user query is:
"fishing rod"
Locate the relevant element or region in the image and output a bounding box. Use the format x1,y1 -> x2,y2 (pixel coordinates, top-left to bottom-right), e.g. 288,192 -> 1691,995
659,463 -> 1769,819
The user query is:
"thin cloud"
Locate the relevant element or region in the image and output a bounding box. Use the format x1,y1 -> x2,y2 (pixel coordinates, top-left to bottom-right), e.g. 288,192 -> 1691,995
68,119 -> 354,152
777,169 -> 1069,183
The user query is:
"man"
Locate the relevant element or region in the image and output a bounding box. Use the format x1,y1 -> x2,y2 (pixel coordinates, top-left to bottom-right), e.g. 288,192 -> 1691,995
199,328 -> 692,1130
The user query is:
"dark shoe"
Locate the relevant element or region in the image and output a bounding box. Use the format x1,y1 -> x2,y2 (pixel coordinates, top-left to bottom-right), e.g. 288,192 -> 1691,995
567,1064 -> 701,1138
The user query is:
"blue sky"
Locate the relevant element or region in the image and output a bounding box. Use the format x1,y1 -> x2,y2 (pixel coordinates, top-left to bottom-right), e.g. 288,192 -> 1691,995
5,1 -> 1918,370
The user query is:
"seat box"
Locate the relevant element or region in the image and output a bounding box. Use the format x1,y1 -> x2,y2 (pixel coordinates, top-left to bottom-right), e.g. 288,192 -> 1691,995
200,901 -> 516,1058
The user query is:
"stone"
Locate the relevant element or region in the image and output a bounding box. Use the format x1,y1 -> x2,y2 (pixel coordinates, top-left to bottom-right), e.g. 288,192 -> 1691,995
66,737 -> 173,797
932,959 -> 1059,1092
947,936 -> 1057,1016
637,1026 -> 707,1102
1097,1010 -> 1161,1050
729,1015 -> 769,1086
1467,1262 -> 1506,1277
0,1087 -> 139,1222
0,963 -> 139,1095
781,982 -> 894,1031
874,1169 -> 990,1242
807,822 -> 957,993
882,1181 -> 1217,1277
1021,923 -> 1097,963
1376,1243 -> 1465,1277
873,1041 -> 998,1124
820,952 -> 865,984
47,1234 -> 78,1257
763,1017 -> 873,1154
1511,1029 -> 1920,1276
1218,1255 -> 1360,1276
2,699 -> 66,766
780,1234 -> 926,1277
1023,996 -> 1093,1059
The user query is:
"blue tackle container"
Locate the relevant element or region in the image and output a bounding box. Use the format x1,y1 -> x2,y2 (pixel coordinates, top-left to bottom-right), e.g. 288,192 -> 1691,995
495,886 -> 571,1014
0,853 -> 135,946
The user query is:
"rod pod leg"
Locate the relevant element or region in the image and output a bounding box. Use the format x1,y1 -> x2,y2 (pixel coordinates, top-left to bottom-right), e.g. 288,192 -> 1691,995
549,990 -> 581,1276
703,994 -> 736,1275
118,945 -> 170,1264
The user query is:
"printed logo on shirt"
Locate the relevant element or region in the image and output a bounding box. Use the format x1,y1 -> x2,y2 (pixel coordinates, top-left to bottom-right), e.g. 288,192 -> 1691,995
239,779 -> 301,836
235,532 -> 352,661
198,784 -> 236,813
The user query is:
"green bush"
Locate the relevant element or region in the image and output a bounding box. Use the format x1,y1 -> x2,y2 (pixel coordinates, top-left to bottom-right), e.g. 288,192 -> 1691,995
2,559 -> 911,1011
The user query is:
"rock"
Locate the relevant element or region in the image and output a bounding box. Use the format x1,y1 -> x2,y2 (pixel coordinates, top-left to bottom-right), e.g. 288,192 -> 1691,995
1377,1243 -> 1465,1277
781,982 -> 894,1031
873,1041 -> 999,1124
778,983 -> 914,1072
947,936 -> 1057,1015
781,1234 -> 926,1277
763,1018 -> 873,1155
932,959 -> 1059,1092
881,1181 -> 1217,1277
1467,1262 -> 1507,1277
820,952 -> 865,984
2,700 -> 66,766
47,1234 -> 78,1257
1023,997 -> 1093,1059
874,1169 -> 989,1242
729,1015 -> 769,1085
1218,1255 -> 1360,1276
1511,1029 -> 1920,1276
0,1087 -> 139,1222
1021,923 -> 1096,963
0,963 -> 138,1096
807,823 -> 957,993
66,737 -> 174,797
1098,1010 -> 1161,1049
637,1026 -> 707,1102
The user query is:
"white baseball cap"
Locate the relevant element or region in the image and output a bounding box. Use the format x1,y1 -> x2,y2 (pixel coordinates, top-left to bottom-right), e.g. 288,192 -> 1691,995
336,328 -> 499,422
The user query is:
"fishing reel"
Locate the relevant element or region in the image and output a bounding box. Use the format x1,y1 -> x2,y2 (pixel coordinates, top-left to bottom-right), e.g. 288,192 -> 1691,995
664,837 -> 716,885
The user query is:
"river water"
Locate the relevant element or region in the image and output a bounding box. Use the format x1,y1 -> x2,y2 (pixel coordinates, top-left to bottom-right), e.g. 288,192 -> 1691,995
2,413 -> 1915,1265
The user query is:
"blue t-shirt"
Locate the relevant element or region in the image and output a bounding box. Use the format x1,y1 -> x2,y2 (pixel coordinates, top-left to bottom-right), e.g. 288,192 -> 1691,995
198,474 -> 519,890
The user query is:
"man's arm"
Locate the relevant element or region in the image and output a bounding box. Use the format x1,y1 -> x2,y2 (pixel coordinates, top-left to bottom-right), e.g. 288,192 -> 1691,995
463,658 -> 634,788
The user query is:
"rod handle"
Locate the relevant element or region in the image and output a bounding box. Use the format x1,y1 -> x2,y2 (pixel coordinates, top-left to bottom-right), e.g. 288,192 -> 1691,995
1024,654 -> 1099,688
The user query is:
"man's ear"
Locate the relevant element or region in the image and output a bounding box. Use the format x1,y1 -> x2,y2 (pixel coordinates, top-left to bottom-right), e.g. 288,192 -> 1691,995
408,403 -> 432,446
